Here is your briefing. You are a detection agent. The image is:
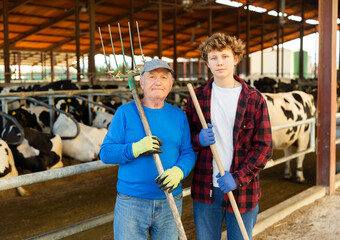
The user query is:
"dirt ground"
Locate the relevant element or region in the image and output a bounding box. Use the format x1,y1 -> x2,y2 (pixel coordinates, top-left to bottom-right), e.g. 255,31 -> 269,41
0,149 -> 339,240
254,187 -> 340,240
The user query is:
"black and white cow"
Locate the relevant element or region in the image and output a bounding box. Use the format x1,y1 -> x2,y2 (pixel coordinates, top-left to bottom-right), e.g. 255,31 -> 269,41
8,107 -> 42,131
0,139 -> 29,196
91,111 -> 113,129
263,90 -> 316,182
52,114 -> 107,162
2,110 -> 63,172
10,128 -> 63,172
28,105 -> 52,133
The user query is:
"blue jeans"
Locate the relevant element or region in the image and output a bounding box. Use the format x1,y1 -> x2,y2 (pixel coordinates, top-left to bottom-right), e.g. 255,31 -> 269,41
114,192 -> 183,240
193,187 -> 258,240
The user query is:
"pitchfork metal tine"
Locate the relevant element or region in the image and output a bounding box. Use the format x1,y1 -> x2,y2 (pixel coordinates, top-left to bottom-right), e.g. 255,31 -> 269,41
98,26 -> 110,72
128,22 -> 137,71
136,21 -> 146,63
117,23 -> 129,71
108,24 -> 120,71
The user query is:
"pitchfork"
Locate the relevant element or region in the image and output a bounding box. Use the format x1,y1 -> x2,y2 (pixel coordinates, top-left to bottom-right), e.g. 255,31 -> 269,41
98,22 -> 187,240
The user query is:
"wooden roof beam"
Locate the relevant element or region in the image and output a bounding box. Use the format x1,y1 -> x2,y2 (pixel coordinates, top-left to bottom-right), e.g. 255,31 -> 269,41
43,4 -> 150,52
0,0 -> 106,48
0,0 -> 30,16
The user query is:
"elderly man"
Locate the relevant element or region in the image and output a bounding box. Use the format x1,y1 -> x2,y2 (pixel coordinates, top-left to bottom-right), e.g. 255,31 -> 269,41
99,59 -> 196,240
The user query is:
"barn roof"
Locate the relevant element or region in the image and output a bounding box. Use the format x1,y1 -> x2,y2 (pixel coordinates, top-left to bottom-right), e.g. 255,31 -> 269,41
0,0 -> 331,66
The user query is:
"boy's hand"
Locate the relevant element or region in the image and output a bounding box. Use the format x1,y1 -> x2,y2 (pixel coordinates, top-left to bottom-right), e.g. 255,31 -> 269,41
199,123 -> 215,146
216,171 -> 237,193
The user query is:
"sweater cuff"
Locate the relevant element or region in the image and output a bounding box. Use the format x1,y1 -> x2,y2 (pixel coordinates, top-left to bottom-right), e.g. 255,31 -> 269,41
126,143 -> 136,161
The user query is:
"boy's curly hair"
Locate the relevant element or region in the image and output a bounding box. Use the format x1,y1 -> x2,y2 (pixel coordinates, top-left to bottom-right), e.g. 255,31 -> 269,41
199,32 -> 245,63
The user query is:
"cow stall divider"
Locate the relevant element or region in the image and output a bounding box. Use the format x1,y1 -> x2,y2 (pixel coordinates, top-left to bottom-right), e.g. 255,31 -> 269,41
3,96 -> 80,140
264,117 -> 316,169
4,90 -> 340,238
0,111 -> 24,145
1,87 -> 188,128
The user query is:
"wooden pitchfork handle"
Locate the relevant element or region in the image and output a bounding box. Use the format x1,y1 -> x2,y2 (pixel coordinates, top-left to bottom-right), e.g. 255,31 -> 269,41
187,83 -> 249,240
128,78 -> 187,240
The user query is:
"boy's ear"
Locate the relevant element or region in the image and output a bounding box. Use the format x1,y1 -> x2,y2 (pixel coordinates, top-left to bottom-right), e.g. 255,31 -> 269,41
234,55 -> 239,65
205,61 -> 210,69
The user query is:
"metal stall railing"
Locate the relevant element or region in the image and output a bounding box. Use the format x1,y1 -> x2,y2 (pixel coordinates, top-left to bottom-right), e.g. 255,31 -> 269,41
265,118 -> 316,169
1,117 -> 318,239
0,87 -> 327,239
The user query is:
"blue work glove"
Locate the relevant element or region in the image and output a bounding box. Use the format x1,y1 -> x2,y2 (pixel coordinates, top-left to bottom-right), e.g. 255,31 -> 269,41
198,123 -> 215,147
216,171 -> 237,193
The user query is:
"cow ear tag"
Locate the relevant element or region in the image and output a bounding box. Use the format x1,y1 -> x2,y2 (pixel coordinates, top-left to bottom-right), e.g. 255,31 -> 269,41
12,111 -> 16,115
67,99 -> 72,103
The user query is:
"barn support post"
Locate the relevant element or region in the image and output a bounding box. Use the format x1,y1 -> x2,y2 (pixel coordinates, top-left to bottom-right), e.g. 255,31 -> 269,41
66,53 -> 70,80
236,7 -> 240,75
157,0 -> 162,59
18,52 -> 22,81
31,65 -> 34,80
280,0 -> 285,77
41,52 -> 44,80
261,13 -> 264,76
189,59 -> 193,80
246,0 -> 250,76
198,59 -> 201,79
338,23 -> 340,81
88,0 -> 96,85
50,51 -> 54,82
314,26 -> 318,79
173,0 -> 178,80
317,0 -> 338,194
75,0 -> 81,82
276,0 -> 280,77
3,0 -> 11,83
207,4 -> 212,80
82,54 -> 86,80
129,0 -> 135,69
299,0 -> 305,79
281,27 -> 284,78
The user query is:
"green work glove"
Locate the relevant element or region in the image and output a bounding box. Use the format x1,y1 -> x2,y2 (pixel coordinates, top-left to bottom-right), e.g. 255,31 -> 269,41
155,166 -> 184,193
132,136 -> 163,158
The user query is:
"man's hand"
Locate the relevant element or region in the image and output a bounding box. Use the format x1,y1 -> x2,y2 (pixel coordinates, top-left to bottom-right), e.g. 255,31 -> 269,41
216,171 -> 237,193
199,123 -> 215,146
155,166 -> 184,193
132,136 -> 162,158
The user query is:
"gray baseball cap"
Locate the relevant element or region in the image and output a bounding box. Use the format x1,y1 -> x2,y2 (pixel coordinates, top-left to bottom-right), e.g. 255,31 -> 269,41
141,59 -> 174,75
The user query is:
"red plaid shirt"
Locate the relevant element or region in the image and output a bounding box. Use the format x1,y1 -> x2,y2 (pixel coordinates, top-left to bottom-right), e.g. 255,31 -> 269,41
186,76 -> 273,214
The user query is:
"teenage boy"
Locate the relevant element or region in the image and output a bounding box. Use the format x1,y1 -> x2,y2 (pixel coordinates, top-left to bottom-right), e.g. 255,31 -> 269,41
186,33 -> 273,240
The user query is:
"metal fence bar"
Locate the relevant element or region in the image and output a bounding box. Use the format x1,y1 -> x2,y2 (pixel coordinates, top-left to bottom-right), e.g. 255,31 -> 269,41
0,86 -> 189,99
271,118 -> 315,131
27,187 -> 191,240
0,161 -> 116,191
27,211 -> 115,240
263,117 -> 316,170
265,148 -> 315,169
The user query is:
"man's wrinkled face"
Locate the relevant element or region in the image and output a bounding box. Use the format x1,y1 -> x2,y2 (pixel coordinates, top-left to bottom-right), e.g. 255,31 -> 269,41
140,68 -> 174,102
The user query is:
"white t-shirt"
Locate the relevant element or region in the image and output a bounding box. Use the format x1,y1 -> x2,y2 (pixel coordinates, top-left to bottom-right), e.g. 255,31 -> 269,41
211,82 -> 242,187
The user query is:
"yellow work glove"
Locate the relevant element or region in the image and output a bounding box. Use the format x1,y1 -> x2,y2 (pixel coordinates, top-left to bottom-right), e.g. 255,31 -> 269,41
132,136 -> 163,158
155,166 -> 184,193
